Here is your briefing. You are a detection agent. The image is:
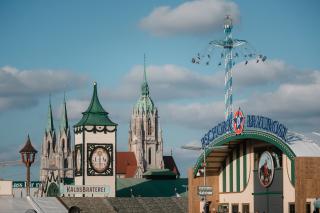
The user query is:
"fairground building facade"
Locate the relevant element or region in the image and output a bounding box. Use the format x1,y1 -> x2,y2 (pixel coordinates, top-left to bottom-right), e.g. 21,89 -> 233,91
188,109 -> 320,213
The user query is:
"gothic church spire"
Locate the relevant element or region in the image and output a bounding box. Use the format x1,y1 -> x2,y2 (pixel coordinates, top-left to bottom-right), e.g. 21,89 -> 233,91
60,93 -> 69,132
46,95 -> 54,134
141,54 -> 150,96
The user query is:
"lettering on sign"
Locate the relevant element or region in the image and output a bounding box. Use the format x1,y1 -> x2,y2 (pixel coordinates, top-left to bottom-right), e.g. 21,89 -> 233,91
63,185 -> 110,195
13,181 -> 41,188
201,112 -> 288,147
198,186 -> 213,196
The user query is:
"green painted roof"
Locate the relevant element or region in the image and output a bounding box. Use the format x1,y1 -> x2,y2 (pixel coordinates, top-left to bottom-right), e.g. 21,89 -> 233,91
74,82 -> 117,127
143,169 -> 176,177
134,57 -> 156,113
116,178 -> 188,197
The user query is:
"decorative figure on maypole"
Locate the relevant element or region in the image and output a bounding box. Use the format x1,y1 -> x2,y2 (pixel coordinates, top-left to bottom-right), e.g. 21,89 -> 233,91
192,15 -> 266,120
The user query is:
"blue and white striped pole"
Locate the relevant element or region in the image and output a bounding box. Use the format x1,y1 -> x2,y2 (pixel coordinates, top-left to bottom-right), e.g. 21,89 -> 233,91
224,17 -> 233,120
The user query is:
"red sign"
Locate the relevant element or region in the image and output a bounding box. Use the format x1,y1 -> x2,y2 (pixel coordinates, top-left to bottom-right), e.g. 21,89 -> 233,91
233,108 -> 245,135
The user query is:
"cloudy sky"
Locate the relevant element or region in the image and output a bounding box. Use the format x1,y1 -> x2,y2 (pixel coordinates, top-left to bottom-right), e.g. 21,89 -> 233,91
0,0 -> 319,179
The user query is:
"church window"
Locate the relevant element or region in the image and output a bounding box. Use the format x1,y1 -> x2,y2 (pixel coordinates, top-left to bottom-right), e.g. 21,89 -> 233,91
148,148 -> 152,165
64,158 -> 68,168
62,139 -> 65,152
147,118 -> 151,135
47,142 -> 50,155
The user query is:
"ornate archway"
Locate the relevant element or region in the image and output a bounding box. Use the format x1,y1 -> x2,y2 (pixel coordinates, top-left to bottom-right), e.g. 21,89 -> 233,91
47,182 -> 60,197
193,129 -> 296,184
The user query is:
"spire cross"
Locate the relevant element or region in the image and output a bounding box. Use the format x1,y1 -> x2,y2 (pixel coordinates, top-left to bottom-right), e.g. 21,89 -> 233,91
141,54 -> 150,96
143,54 -> 147,83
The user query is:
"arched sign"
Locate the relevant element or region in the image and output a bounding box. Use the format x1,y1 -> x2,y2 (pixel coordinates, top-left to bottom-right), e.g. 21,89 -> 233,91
258,151 -> 274,188
201,111 -> 288,148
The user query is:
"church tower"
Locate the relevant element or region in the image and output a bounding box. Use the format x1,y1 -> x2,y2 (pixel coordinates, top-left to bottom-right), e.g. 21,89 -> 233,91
74,82 -> 117,197
40,96 -> 73,183
128,56 -> 163,178
40,98 -> 57,182
57,95 -> 73,179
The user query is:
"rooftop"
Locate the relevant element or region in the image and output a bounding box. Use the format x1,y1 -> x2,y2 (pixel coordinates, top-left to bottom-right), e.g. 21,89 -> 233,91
74,82 -> 117,127
116,152 -> 137,178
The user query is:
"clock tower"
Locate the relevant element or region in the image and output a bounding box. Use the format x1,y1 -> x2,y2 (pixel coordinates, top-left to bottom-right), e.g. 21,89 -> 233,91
74,82 -> 117,197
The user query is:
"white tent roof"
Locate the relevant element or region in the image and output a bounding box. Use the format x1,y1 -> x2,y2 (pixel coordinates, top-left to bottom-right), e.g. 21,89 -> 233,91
0,197 -> 67,213
286,132 -> 320,157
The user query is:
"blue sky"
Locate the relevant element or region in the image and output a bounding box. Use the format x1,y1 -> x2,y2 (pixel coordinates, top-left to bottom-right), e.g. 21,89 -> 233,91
0,0 -> 319,179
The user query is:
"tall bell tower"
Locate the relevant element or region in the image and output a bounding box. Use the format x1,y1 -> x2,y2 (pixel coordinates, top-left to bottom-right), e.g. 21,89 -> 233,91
40,97 -> 57,182
74,82 -> 117,197
128,56 -> 164,178
58,95 -> 73,178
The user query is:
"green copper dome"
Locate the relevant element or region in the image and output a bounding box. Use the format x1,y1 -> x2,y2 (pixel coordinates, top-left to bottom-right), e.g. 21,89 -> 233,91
74,82 -> 117,127
134,57 -> 156,113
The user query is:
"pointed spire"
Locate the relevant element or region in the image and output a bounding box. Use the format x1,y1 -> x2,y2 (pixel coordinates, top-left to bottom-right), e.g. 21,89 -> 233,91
60,92 -> 69,132
46,95 -> 54,133
143,54 -> 147,84
20,134 -> 38,154
74,82 -> 117,127
141,54 -> 149,96
84,82 -> 107,114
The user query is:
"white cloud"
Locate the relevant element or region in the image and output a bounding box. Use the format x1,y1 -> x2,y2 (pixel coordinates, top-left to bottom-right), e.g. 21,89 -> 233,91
62,99 -> 89,121
159,69 -> 320,131
140,0 -> 240,36
104,64 -> 223,101
0,66 -> 87,111
233,60 -> 290,88
160,102 -> 225,129
65,61 -> 320,133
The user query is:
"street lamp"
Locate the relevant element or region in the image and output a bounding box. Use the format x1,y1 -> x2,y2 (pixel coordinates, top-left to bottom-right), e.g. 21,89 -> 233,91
181,144 -> 228,213
19,135 -> 38,197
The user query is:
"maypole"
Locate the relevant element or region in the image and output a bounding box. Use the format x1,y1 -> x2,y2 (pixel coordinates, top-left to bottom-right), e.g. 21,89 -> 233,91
192,16 -> 266,120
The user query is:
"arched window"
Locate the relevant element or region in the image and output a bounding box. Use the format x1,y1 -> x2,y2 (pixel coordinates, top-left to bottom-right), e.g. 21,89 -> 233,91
148,148 -> 152,165
47,142 -> 50,155
64,158 -> 68,168
147,118 -> 151,135
62,139 -> 65,152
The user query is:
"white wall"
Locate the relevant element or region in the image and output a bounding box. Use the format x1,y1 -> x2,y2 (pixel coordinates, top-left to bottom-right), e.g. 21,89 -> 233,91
0,180 -> 13,196
85,128 -> 116,197
219,145 -> 254,213
282,154 -> 295,213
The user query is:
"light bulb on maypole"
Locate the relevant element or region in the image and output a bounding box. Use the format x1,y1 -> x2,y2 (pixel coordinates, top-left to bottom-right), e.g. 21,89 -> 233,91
192,15 -> 267,120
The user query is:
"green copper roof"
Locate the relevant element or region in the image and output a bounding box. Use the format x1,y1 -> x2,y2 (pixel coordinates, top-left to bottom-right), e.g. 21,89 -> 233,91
46,96 -> 54,133
143,169 -> 176,177
116,178 -> 188,197
74,82 -> 117,127
134,56 -> 156,113
60,94 -> 69,132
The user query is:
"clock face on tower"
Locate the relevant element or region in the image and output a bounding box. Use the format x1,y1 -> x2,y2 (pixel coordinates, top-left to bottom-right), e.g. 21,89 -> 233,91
87,144 -> 113,176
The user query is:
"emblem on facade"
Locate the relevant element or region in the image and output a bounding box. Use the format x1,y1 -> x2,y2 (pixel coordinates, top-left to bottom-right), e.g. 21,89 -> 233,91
258,151 -> 275,188
87,143 -> 113,176
74,144 -> 82,177
233,108 -> 245,135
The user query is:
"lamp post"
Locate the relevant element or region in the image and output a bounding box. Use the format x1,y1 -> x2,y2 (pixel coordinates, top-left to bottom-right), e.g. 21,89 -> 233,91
19,135 -> 38,197
181,144 -> 228,213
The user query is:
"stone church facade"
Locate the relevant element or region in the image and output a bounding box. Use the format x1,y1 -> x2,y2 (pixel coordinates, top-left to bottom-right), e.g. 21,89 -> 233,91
39,96 -> 73,183
128,62 -> 164,178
